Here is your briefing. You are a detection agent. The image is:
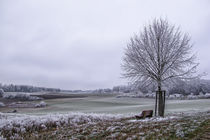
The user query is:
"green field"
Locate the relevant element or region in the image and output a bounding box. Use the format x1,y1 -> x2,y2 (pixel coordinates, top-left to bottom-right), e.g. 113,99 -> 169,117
3,94 -> 210,115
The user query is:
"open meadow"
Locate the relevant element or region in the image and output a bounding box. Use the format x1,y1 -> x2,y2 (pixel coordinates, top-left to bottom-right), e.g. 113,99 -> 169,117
1,93 -> 210,139
1,92 -> 210,115
0,93 -> 210,140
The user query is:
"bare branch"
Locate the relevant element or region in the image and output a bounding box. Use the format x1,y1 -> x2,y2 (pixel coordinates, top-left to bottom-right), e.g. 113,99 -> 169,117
122,18 -> 198,90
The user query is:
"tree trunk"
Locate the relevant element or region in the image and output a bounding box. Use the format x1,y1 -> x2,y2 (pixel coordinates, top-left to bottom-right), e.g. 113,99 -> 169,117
158,83 -> 164,117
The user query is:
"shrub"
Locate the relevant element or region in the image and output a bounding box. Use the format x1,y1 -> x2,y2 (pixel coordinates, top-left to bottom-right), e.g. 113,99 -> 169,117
35,101 -> 47,108
0,89 -> 4,97
3,93 -> 42,101
0,102 -> 5,107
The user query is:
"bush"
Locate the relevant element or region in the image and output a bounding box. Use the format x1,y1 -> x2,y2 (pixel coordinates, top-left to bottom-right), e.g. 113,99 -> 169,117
35,101 -> 47,108
0,102 -> 5,107
3,93 -> 42,101
0,89 -> 4,97
204,93 -> 210,98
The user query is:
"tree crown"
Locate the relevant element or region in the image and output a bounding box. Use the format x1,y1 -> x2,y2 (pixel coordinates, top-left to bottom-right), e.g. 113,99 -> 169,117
122,18 -> 198,88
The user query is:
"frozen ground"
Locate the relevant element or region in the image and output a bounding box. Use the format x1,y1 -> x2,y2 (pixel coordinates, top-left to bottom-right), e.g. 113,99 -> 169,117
1,94 -> 210,116
0,111 -> 210,139
1,95 -> 210,115
1,93 -> 210,139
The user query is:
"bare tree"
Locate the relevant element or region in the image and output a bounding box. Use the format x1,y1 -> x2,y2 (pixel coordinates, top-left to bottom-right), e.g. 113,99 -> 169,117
122,18 -> 198,116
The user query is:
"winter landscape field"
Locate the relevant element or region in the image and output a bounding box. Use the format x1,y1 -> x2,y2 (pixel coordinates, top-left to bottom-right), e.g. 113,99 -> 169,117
1,93 -> 210,115
1,0 -> 210,139
1,92 -> 210,139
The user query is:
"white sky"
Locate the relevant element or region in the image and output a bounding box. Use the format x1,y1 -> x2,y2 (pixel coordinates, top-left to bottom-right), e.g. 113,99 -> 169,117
0,0 -> 210,90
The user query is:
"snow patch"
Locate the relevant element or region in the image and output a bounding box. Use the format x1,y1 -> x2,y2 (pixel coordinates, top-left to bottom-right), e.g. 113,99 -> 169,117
128,116 -> 178,123
2,93 -> 43,101
35,101 -> 47,108
0,102 -> 5,107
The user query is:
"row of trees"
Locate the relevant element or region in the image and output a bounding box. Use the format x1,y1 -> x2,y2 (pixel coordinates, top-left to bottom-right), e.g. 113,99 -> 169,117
0,83 -> 61,93
75,78 -> 210,95
168,79 -> 210,95
112,79 -> 210,95
2,79 -> 209,95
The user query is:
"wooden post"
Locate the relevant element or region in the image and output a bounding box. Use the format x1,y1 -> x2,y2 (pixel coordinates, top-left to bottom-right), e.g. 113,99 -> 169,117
155,91 -> 158,116
156,90 -> 166,117
163,90 -> 166,117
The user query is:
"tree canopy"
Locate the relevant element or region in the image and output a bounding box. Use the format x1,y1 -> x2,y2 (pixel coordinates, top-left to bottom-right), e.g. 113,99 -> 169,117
122,18 -> 198,90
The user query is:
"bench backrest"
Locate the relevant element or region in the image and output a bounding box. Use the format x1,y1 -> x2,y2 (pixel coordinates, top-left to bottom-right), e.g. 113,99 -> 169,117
142,110 -> 153,117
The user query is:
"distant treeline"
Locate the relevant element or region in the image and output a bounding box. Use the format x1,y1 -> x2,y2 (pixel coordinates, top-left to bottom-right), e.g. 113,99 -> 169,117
0,83 -> 61,93
90,79 -> 210,95
1,78 -> 210,95
167,79 -> 210,95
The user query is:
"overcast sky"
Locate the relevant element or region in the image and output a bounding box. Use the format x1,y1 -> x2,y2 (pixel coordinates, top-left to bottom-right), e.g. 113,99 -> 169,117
0,0 -> 210,90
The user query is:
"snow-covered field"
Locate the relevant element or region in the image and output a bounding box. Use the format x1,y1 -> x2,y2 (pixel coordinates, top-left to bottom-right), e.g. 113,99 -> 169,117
2,95 -> 209,115
0,111 -> 209,139
1,94 -> 210,139
0,112 -> 125,139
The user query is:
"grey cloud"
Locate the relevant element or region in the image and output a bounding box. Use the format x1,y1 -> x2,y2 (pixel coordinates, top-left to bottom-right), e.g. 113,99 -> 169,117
0,0 -> 210,89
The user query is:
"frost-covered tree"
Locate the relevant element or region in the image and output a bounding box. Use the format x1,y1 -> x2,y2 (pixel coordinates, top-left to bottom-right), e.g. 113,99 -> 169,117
168,78 -> 210,95
122,18 -> 198,116
0,88 -> 4,97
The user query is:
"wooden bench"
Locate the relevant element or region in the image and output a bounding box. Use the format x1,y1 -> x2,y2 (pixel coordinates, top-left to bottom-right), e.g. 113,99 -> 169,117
135,110 -> 153,119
